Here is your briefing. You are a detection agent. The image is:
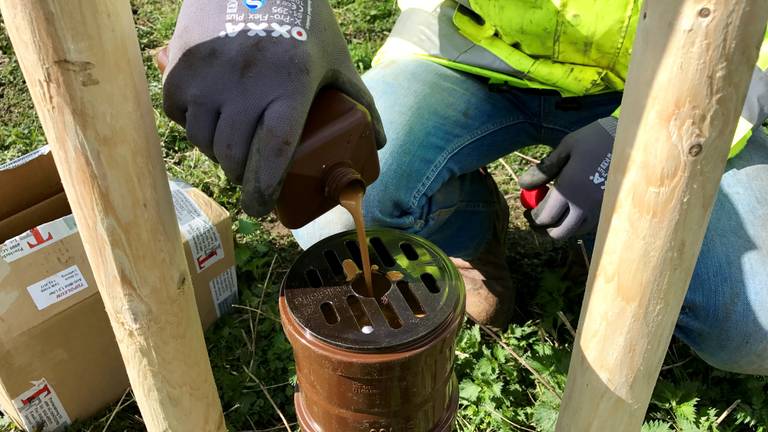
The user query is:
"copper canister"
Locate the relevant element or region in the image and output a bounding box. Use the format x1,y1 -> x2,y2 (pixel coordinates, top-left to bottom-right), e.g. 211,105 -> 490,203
280,229 -> 465,431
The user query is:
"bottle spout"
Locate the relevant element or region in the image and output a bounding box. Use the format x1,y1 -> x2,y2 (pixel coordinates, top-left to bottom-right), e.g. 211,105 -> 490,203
324,164 -> 366,202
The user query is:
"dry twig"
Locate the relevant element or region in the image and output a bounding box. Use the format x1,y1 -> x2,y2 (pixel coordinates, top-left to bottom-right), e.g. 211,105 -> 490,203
715,399 -> 741,426
246,416 -> 258,431
102,388 -> 133,432
660,356 -> 693,371
556,311 -> 577,338
224,403 -> 241,415
498,158 -> 519,184
250,255 -> 278,369
456,414 -> 472,431
475,319 -> 562,401
244,381 -> 293,390
577,240 -> 591,268
513,151 -> 540,164
234,304 -> 281,323
243,367 -> 293,432
489,408 -> 536,431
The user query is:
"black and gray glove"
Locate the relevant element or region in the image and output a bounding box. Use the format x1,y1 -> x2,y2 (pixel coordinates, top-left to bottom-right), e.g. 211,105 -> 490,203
520,67 -> 768,241
162,0 -> 385,216
743,67 -> 768,129
519,117 -> 617,240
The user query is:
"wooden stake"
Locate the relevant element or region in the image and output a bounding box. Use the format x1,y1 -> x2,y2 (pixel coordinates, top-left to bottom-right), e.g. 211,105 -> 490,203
556,1 -> 768,430
0,1 -> 226,430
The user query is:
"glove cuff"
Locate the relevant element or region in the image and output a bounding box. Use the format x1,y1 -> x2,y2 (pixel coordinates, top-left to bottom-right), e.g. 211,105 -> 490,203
597,116 -> 619,138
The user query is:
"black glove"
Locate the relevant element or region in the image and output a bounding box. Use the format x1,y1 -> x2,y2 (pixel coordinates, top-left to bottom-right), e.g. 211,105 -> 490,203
519,67 -> 768,241
519,118 -> 617,240
162,0 -> 385,216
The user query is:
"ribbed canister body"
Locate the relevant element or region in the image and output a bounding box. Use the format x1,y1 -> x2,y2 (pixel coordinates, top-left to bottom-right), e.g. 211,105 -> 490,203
281,295 -> 461,431
280,229 -> 464,432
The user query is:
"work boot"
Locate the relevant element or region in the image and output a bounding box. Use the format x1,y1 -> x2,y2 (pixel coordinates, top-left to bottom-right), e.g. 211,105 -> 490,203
451,173 -> 515,330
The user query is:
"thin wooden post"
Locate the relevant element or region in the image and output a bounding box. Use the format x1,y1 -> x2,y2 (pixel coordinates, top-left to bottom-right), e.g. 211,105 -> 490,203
0,1 -> 226,430
556,1 -> 768,430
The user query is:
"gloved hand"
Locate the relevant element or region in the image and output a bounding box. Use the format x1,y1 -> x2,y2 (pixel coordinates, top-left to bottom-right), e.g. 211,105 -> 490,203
518,117 -> 617,240
742,66 -> 768,130
519,67 -> 768,241
162,0 -> 385,216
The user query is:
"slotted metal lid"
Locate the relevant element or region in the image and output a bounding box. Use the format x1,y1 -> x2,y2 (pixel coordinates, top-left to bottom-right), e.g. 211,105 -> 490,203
281,228 -> 465,352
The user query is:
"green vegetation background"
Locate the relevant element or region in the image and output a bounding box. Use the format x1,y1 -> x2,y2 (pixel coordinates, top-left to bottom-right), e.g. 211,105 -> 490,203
1,1 -> 767,431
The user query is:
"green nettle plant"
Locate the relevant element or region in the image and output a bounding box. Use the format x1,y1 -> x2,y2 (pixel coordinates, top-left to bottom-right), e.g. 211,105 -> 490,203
1,1 -> 767,430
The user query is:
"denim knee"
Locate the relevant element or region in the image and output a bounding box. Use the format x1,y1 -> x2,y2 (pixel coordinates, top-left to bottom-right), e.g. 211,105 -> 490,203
677,304 -> 768,375
362,171 -> 501,259
674,140 -> 768,376
675,199 -> 768,376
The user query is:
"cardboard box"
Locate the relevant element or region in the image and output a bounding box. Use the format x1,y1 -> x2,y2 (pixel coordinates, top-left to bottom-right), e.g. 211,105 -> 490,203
0,147 -> 238,432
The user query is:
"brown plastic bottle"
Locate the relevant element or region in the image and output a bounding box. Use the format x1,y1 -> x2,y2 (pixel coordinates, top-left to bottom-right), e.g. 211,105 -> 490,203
275,89 -> 380,229
154,49 -> 379,229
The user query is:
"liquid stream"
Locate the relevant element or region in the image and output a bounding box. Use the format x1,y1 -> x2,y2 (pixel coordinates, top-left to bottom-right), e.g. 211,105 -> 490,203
339,184 -> 374,297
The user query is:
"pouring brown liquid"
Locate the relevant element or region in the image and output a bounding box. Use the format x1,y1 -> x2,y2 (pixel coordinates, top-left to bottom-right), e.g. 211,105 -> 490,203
338,183 -> 374,297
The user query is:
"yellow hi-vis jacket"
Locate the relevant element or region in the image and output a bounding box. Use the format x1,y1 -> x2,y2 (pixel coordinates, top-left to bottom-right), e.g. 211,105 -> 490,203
375,0 -> 768,156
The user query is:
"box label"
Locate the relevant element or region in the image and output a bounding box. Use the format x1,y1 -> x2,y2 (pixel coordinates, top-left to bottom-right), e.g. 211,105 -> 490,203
1,215 -> 78,263
13,379 -> 70,432
26,265 -> 88,310
210,266 -> 238,317
170,181 -> 224,273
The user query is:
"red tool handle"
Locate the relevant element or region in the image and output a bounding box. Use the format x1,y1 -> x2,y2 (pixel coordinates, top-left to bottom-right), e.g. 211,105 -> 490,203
520,185 -> 549,210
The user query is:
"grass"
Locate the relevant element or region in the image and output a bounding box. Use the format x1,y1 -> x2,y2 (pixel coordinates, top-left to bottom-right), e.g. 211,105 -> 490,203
2,1 -> 768,431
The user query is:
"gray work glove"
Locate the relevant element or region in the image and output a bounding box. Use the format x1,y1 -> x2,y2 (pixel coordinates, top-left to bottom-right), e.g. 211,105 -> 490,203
743,66 -> 768,129
162,0 -> 385,216
519,118 -> 617,240
519,67 -> 768,241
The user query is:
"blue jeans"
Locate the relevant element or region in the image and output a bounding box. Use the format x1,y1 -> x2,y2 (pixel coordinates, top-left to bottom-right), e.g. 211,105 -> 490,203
293,59 -> 768,375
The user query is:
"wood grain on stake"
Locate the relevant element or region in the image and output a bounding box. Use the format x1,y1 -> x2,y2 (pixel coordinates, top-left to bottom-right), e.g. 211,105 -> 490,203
556,1 -> 768,431
0,0 -> 226,430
